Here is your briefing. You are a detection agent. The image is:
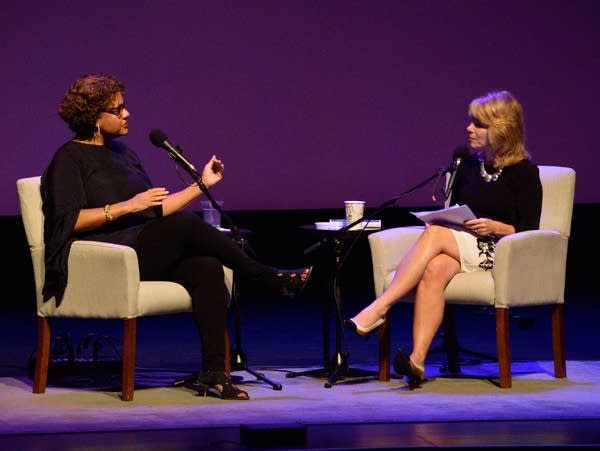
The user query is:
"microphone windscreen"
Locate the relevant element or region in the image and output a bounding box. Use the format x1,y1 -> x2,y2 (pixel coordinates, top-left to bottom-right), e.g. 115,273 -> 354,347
149,129 -> 168,147
453,145 -> 470,161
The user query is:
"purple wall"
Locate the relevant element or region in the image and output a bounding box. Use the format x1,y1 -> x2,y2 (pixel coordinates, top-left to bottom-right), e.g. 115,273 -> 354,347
2,0 -> 598,214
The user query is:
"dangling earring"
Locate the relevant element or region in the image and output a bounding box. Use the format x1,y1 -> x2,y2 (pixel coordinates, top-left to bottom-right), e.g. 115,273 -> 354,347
92,124 -> 102,143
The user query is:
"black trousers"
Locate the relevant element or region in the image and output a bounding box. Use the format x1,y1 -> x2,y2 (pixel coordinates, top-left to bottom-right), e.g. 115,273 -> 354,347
135,212 -> 273,371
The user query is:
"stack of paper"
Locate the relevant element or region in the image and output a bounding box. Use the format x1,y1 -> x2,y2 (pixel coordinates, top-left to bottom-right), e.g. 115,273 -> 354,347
410,204 -> 475,226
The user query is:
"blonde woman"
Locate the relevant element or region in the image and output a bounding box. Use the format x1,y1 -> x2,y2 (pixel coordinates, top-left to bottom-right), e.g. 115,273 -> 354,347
345,91 -> 542,387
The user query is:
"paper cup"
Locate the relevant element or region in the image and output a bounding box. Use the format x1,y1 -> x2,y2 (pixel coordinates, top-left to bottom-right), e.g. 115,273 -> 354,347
344,200 -> 365,224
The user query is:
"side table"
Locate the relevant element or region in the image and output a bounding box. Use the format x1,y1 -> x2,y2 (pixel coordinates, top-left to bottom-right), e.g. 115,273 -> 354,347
286,224 -> 388,387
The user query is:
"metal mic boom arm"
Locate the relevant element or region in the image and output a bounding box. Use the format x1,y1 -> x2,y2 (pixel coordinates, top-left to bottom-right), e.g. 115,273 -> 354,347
163,143 -> 241,236
165,144 -> 218,209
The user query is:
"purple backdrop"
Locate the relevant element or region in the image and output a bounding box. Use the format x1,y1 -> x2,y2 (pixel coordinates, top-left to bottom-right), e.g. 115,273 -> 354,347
2,0 -> 597,215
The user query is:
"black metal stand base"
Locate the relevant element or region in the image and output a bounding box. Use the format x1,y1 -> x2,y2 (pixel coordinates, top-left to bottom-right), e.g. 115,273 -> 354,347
230,348 -> 282,390
286,352 -> 377,388
226,233 -> 283,390
435,345 -> 498,374
430,306 -> 497,374
172,373 -> 199,389
285,367 -> 328,379
323,352 -> 379,388
436,306 -> 535,376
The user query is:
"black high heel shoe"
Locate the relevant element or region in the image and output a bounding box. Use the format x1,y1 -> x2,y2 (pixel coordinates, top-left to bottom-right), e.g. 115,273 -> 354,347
276,266 -> 313,298
393,348 -> 426,389
185,370 -> 249,400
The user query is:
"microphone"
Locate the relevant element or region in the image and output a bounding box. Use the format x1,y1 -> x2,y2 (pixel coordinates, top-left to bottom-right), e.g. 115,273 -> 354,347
443,145 -> 470,201
149,129 -> 200,177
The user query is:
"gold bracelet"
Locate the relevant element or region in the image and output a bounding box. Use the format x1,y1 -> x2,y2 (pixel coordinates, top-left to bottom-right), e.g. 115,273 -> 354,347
104,204 -> 114,222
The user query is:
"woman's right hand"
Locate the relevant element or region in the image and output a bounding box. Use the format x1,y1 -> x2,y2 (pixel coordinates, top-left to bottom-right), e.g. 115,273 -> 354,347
127,187 -> 170,213
74,187 -> 168,233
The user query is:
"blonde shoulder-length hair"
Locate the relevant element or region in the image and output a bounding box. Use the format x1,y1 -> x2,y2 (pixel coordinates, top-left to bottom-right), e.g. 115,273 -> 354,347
468,90 -> 531,167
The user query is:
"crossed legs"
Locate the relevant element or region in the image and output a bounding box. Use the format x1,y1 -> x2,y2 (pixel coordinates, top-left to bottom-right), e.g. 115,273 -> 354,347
349,225 -> 461,369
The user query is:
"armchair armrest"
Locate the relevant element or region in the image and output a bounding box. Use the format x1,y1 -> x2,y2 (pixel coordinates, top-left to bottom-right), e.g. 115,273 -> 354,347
39,240 -> 141,318
493,230 -> 569,308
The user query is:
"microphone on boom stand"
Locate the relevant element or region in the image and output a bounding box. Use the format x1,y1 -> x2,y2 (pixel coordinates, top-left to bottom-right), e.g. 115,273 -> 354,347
149,128 -> 282,391
431,145 -> 470,203
149,129 -> 238,233
149,129 -> 208,194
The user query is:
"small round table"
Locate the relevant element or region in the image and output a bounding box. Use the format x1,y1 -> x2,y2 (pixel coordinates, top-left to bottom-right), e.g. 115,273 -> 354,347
287,223 -> 384,387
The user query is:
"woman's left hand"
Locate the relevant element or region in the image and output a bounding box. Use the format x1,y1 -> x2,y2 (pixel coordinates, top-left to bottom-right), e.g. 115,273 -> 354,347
201,155 -> 224,187
464,218 -> 494,237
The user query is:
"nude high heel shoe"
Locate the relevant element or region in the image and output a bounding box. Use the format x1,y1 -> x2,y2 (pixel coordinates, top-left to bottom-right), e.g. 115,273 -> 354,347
343,317 -> 385,337
393,348 -> 426,389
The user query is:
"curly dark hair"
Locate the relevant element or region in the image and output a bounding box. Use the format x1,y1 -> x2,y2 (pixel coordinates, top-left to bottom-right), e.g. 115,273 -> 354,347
58,73 -> 126,139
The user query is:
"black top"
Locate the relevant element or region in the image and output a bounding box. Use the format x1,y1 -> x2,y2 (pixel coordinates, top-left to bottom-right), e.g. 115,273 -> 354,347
41,140 -> 161,302
449,153 -> 542,233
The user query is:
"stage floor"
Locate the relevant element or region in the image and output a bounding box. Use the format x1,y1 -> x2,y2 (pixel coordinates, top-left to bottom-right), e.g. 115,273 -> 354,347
1,297 -> 599,449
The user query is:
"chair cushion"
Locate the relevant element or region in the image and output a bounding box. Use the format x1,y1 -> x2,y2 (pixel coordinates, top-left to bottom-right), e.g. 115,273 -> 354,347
136,282 -> 192,316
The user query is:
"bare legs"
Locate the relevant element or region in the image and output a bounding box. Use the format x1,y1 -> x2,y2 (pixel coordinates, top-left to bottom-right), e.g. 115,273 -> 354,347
410,253 -> 460,368
350,225 -> 461,368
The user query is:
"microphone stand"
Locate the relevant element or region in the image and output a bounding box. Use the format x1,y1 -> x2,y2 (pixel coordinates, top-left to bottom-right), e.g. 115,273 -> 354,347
166,146 -> 282,390
287,167 -> 448,388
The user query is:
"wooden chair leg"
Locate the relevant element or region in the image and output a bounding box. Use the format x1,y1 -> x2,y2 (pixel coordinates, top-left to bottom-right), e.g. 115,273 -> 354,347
33,317 -> 50,394
552,303 -> 567,378
495,308 -> 511,388
378,316 -> 390,381
121,318 -> 137,401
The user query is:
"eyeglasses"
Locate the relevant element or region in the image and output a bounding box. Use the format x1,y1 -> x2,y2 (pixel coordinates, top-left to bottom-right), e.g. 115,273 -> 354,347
103,104 -> 126,118
469,116 -> 488,129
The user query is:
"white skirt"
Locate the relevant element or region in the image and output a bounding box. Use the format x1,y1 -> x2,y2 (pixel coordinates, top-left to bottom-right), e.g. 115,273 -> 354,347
449,228 -> 496,273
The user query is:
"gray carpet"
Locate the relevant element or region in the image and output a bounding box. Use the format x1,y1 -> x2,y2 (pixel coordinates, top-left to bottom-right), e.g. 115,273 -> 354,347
2,360 -> 599,435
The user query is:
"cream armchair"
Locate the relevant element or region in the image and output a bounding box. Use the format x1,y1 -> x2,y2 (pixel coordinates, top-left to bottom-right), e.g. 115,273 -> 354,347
368,166 -> 575,388
17,176 -> 233,401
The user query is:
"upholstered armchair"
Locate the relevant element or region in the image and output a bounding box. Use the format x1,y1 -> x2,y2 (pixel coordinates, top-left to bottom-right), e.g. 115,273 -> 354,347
17,176 -> 233,401
368,166 -> 575,388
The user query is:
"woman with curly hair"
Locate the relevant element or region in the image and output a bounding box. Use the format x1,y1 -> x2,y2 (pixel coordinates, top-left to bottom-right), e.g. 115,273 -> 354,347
41,73 -> 312,400
345,91 -> 542,388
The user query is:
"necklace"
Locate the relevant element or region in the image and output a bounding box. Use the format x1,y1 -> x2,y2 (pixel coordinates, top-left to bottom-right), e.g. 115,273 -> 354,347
478,153 -> 503,182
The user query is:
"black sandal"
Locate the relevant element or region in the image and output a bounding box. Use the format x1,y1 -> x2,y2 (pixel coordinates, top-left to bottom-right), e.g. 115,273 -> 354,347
393,348 -> 426,389
276,266 -> 313,298
186,370 -> 250,400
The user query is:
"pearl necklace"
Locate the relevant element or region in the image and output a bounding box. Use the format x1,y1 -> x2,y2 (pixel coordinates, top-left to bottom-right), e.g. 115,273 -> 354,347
478,153 -> 503,182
